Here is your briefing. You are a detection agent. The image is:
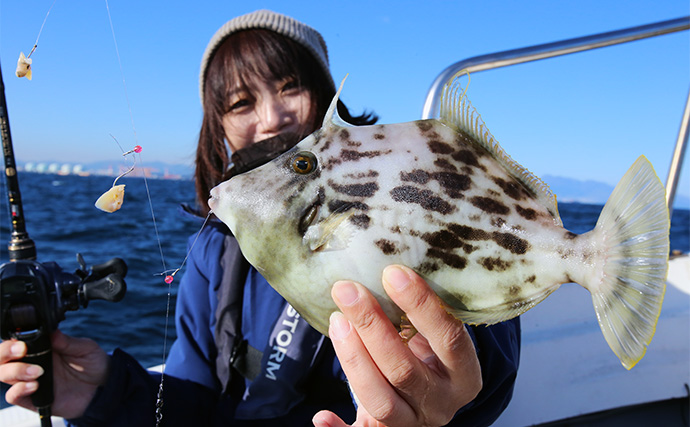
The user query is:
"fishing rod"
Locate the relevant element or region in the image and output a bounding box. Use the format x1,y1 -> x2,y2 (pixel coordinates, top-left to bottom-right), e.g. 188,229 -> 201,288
0,59 -> 128,426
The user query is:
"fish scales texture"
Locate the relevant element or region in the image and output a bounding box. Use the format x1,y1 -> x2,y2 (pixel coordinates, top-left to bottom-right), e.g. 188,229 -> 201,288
210,75 -> 670,370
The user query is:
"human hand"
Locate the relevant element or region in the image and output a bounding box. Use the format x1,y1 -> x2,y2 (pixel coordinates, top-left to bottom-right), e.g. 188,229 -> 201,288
313,265 -> 482,427
0,330 -> 109,419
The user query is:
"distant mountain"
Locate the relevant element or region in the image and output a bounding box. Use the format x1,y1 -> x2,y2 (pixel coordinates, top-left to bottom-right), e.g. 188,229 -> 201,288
543,174 -> 690,210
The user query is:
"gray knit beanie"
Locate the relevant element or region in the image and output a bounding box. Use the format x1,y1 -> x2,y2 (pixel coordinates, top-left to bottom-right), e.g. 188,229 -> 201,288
199,9 -> 335,105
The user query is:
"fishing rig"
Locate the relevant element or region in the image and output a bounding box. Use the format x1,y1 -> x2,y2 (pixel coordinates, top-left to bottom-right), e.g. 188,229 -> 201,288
0,60 -> 127,426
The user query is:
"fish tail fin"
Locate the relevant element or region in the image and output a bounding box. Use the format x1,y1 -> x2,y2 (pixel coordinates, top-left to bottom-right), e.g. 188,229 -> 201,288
589,155 -> 669,369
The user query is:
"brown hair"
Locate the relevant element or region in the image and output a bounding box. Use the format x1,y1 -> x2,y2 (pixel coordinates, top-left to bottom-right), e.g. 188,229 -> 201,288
195,29 -> 377,215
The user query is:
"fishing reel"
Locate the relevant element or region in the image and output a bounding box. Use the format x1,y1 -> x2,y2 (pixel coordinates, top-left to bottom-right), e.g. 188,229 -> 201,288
0,254 -> 127,413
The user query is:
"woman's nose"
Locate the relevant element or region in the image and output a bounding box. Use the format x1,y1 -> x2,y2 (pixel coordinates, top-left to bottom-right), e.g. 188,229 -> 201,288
257,96 -> 292,134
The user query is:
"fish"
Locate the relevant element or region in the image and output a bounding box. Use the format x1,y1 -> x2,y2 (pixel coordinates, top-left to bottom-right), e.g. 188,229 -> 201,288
209,75 -> 670,370
95,184 -> 125,213
16,52 -> 32,80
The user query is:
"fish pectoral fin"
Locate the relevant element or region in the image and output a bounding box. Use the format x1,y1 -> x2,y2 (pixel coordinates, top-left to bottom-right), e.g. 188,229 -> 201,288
303,210 -> 355,252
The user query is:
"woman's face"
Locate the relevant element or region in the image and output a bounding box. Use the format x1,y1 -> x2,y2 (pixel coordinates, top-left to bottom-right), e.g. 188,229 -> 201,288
222,76 -> 316,152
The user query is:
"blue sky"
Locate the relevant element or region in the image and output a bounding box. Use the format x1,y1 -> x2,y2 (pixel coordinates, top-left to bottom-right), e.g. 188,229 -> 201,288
0,1 -> 688,200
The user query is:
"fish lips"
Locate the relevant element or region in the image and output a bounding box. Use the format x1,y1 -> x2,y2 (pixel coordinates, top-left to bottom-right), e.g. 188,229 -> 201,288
208,184 -> 235,230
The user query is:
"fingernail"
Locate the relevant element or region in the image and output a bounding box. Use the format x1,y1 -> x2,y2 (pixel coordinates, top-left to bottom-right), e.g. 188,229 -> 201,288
384,265 -> 411,292
329,311 -> 351,341
332,281 -> 359,306
10,342 -> 25,357
25,381 -> 38,392
26,365 -> 44,378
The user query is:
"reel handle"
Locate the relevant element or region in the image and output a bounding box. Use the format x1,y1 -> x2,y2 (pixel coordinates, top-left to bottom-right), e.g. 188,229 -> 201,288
82,273 -> 126,304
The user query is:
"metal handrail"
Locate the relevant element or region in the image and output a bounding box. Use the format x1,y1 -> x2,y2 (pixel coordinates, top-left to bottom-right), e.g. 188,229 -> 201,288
421,16 -> 690,210
667,89 -> 689,210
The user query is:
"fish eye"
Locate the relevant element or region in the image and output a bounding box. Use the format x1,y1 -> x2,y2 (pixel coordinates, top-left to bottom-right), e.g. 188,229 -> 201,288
292,152 -> 317,174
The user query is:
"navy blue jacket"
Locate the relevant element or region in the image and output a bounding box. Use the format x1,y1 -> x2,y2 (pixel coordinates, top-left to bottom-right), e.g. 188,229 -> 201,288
67,220 -> 520,426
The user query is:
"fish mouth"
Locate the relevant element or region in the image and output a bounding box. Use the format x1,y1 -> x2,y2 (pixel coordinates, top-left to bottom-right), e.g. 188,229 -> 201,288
208,188 -> 220,212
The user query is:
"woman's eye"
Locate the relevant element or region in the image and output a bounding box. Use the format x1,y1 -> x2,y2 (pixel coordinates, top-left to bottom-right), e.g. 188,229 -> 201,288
282,79 -> 299,92
292,152 -> 317,174
228,98 -> 250,112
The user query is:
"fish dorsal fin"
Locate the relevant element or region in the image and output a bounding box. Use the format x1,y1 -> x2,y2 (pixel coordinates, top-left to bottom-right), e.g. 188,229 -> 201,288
323,75 -> 354,130
439,72 -> 561,224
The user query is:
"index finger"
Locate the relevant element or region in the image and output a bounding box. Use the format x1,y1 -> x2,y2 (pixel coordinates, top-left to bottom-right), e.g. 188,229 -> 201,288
0,339 -> 26,364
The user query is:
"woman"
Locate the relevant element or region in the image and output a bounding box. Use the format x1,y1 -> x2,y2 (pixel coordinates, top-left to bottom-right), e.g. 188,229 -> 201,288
0,10 -> 520,426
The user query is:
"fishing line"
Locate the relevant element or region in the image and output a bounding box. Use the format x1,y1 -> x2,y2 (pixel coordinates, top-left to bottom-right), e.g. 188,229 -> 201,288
102,2 -> 214,424
27,0 -> 57,59
14,0 -> 58,80
103,2 -> 175,424
104,0 -> 138,144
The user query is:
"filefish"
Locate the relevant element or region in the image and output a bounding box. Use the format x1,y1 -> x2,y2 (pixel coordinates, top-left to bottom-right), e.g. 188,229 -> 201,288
209,75 -> 670,370
15,52 -> 32,80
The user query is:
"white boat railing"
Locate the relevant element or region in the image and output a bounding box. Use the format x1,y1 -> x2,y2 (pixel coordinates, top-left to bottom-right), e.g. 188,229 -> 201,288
421,16 -> 690,211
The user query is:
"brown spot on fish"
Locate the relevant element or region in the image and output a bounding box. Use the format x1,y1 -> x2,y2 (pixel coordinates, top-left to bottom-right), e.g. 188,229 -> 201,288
428,140 -> 454,154
492,232 -> 529,254
452,149 -> 486,171
416,121 -> 433,132
376,239 -> 398,255
559,248 -> 575,259
329,180 -> 379,197
374,133 -> 385,140
491,217 -> 506,228
516,205 -> 538,221
390,185 -> 454,214
417,261 -> 440,274
434,158 -> 458,171
462,243 -> 478,254
401,170 -> 431,185
564,231 -> 578,240
525,275 -> 536,283
480,257 -> 513,271
423,229 -> 463,249
319,138 -> 333,152
432,172 -> 471,198
350,214 -> 371,229
341,149 -> 390,161
471,196 -> 510,215
328,200 -> 369,213
324,157 -> 342,169
493,177 -> 528,201
448,224 -> 490,241
427,248 -> 467,270
339,129 -> 350,140
508,286 -> 520,296
344,170 -> 379,179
